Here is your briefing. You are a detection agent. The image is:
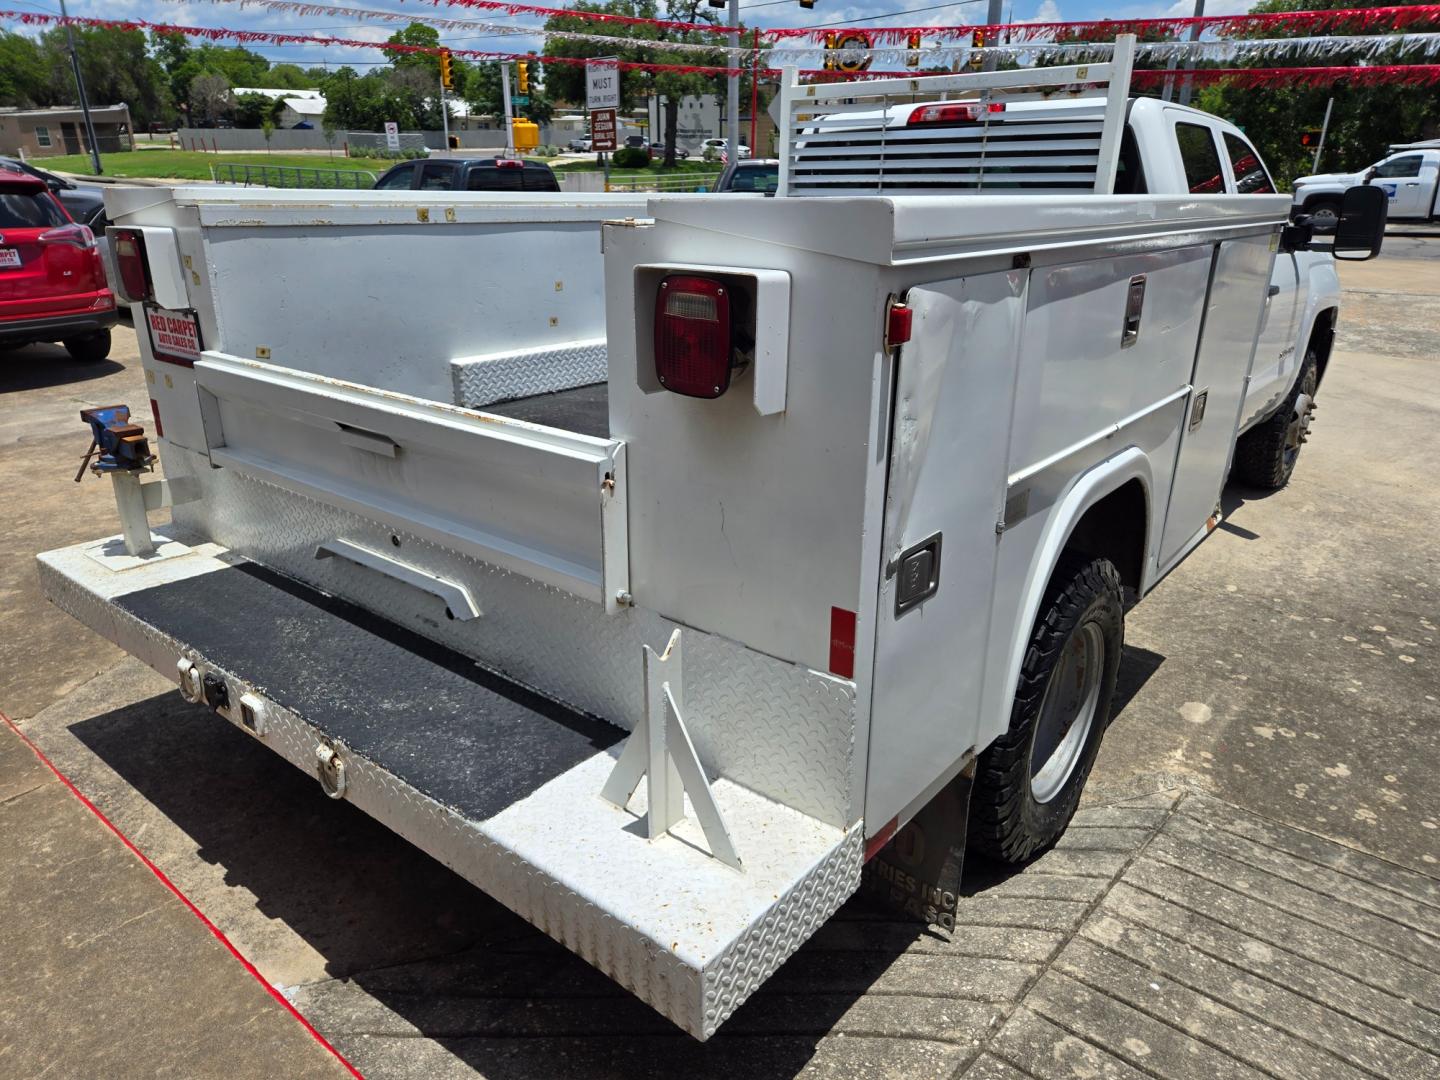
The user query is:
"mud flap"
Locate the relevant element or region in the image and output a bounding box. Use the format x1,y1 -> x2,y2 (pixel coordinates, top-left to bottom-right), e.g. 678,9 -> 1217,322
859,760 -> 974,935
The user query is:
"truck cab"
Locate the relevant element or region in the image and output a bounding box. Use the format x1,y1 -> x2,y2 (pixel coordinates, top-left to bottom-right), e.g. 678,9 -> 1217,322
1294,146 -> 1440,224
1125,98 -> 1341,471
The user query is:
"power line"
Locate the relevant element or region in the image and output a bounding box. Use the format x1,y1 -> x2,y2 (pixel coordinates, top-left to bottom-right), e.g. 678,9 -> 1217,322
805,0 -> 988,29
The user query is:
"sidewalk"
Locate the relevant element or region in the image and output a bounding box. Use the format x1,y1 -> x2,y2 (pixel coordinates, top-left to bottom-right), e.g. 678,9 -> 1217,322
0,717 -> 356,1080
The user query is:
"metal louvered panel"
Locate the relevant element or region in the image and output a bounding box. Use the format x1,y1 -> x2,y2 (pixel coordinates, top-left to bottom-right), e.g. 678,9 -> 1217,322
776,35 -> 1135,199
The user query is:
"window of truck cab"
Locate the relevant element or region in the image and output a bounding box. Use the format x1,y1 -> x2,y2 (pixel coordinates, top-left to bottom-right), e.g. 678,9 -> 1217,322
1221,132 -> 1276,194
1174,120 -> 1226,195
1373,154 -> 1423,179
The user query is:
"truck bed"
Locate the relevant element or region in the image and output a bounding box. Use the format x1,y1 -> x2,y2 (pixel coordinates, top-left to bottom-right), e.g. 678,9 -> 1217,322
484,382 -> 610,439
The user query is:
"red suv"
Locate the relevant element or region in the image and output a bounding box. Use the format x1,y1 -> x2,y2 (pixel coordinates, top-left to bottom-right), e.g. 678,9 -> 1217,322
0,168 -> 116,362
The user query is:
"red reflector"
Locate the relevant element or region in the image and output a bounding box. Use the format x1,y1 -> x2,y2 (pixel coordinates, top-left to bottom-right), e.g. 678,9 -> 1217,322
908,101 -> 1005,126
112,228 -> 153,304
886,303 -> 912,348
654,275 -> 732,398
829,606 -> 857,679
149,398 -> 164,440
864,817 -> 899,861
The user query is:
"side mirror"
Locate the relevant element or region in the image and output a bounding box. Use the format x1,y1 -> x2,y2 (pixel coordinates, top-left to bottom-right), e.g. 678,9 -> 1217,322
1333,183 -> 1387,261
1362,167 -> 1378,183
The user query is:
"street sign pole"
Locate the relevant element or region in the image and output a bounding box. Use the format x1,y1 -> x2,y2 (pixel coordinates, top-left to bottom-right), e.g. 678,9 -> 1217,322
1314,97 -> 1334,173
440,76 -> 450,151
727,0 -> 740,159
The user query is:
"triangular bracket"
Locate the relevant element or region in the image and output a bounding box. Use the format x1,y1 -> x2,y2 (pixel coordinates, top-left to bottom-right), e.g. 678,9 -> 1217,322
600,629 -> 742,870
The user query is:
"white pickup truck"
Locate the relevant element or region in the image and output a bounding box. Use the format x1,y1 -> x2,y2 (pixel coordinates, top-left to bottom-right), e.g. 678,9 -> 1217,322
41,43 -> 1386,1040
1294,144 -> 1440,226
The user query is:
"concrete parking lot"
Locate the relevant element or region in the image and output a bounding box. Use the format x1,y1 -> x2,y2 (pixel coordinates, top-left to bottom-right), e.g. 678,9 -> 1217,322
1,238 -> 1437,1079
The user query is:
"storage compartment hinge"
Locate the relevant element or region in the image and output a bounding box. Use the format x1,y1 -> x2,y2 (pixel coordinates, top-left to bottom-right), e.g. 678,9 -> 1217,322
600,629 -> 743,870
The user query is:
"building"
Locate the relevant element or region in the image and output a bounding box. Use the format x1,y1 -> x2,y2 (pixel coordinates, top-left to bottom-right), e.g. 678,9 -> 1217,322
0,104 -> 134,158
232,87 -> 327,129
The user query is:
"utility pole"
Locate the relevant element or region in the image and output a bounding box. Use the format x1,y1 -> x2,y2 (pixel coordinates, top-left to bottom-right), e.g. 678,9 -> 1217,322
500,61 -> 514,156
1313,96 -> 1334,173
1177,0 -> 1205,108
727,0 -> 741,157
57,0 -> 102,174
982,0 -> 1003,72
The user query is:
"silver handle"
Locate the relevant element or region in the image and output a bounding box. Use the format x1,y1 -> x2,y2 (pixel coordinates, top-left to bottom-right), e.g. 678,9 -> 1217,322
315,539 -> 482,620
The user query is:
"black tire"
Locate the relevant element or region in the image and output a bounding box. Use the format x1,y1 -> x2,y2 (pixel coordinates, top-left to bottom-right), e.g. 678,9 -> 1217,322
1233,351 -> 1318,490
969,555 -> 1125,864
63,329 -> 111,363
1305,196 -> 1342,232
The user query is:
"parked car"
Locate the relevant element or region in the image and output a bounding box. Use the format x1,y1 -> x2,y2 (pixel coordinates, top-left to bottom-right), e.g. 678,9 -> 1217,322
0,168 -> 116,361
568,137 -> 593,153
648,141 -> 690,160
373,157 -> 560,193
0,156 -> 119,296
701,138 -> 751,163
714,158 -> 779,193
1293,144 -> 1440,228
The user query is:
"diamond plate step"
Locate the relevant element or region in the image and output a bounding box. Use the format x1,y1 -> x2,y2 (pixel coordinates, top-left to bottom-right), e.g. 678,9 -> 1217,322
37,533 -> 862,1040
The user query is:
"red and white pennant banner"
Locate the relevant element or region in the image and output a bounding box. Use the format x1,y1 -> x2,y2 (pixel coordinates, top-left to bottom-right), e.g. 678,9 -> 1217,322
765,4 -> 1440,43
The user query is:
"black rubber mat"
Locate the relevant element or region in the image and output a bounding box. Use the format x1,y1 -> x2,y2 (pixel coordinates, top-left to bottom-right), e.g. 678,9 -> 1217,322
116,563 -> 621,822
483,382 -> 610,439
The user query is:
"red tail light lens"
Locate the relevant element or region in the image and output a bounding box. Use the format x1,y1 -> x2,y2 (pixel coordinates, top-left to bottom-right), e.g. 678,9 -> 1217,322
908,101 -> 1005,126
38,223 -> 96,249
654,275 -> 733,399
112,228 -> 153,304
495,158 -> 524,168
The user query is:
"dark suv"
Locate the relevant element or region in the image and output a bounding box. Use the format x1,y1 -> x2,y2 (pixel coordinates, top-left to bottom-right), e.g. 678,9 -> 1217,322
374,157 -> 560,193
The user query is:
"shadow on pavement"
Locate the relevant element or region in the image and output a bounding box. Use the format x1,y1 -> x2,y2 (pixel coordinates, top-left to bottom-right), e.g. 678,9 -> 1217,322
67,693 -> 919,1079
0,344 -> 123,392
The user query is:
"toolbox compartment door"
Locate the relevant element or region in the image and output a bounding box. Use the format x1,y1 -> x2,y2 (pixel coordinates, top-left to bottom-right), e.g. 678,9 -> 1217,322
191,352 -> 628,608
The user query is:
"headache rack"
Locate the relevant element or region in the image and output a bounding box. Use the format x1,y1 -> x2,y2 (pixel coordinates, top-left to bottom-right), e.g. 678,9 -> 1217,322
775,34 -> 1136,198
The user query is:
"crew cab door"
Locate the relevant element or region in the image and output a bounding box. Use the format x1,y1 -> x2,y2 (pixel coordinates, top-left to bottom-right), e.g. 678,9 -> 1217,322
1369,153 -> 1429,218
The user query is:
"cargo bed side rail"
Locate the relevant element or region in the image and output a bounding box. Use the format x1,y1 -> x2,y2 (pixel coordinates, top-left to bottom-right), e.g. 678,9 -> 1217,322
191,353 -> 629,610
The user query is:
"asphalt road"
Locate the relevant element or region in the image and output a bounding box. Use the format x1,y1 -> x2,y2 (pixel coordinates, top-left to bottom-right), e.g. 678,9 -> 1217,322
1,237 -> 1437,1079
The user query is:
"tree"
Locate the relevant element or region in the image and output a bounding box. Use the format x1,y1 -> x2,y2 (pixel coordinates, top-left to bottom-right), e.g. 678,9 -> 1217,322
255,64 -> 317,91
189,73 -> 233,127
464,61 -> 556,127
1193,0 -> 1440,187
38,26 -> 171,129
387,22 -> 443,77
543,0 -> 743,167
233,91 -> 284,129
0,32 -> 49,107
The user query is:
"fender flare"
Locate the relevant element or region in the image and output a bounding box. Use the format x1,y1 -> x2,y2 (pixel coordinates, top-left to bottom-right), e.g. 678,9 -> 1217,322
997,447 -> 1154,730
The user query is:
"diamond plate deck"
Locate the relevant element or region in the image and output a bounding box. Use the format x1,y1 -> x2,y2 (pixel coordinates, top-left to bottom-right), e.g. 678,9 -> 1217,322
451,339 -> 608,410
37,534 -> 864,1040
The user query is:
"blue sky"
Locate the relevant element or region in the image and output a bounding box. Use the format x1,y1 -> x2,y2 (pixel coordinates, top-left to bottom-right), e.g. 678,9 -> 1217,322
4,0 -> 1255,73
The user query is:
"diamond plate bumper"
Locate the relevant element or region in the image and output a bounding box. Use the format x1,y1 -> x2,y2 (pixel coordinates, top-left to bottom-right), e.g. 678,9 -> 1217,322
37,533 -> 863,1039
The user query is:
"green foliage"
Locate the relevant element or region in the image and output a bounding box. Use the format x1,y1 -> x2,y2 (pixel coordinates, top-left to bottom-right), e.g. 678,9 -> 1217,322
612,145 -> 650,167
233,91 -> 284,129
255,64 -> 318,91
464,62 -> 556,126
0,32 -> 48,107
368,147 -> 429,160
1189,0 -> 1440,188
387,22 -> 442,73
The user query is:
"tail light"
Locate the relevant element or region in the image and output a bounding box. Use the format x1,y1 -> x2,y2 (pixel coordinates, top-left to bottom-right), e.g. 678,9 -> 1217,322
654,275 -> 733,399
495,158 -> 524,169
112,228 -> 153,304
908,101 -> 1005,126
38,223 -> 96,249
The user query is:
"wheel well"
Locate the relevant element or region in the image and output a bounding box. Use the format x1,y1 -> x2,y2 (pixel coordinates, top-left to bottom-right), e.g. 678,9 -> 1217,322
1303,192 -> 1342,209
1061,479 -> 1148,602
1308,307 -> 1338,386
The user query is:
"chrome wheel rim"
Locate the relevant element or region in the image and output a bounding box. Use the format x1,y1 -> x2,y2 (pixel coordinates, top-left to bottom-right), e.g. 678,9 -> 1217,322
1029,622 -> 1105,804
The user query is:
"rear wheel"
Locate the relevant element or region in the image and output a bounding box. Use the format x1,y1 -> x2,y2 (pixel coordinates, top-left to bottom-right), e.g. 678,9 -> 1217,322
63,329 -> 111,363
969,555 -> 1125,863
1233,351 -> 1318,490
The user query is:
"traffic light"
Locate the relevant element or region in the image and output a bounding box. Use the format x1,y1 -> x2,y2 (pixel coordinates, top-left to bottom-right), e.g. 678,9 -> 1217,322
799,0 -> 815,8
905,31 -> 921,68
1299,128 -> 1322,149
823,31 -> 837,71
970,29 -> 986,69
438,48 -> 453,91
517,61 -> 529,95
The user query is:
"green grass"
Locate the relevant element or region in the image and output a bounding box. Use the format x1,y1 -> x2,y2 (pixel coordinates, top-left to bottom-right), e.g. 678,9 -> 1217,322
549,159 -> 718,175
43,150 -> 395,181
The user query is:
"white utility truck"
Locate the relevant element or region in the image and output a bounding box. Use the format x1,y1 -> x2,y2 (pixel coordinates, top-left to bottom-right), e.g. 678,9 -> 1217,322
1294,142 -> 1440,226
40,42 -> 1386,1040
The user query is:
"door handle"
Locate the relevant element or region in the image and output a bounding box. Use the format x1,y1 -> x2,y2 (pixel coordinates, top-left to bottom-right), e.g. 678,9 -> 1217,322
1267,284 -> 1281,298
1121,275 -> 1146,349
315,539 -> 482,620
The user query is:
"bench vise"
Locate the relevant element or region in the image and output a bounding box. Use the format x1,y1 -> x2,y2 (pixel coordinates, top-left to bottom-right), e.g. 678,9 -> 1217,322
76,405 -> 155,478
